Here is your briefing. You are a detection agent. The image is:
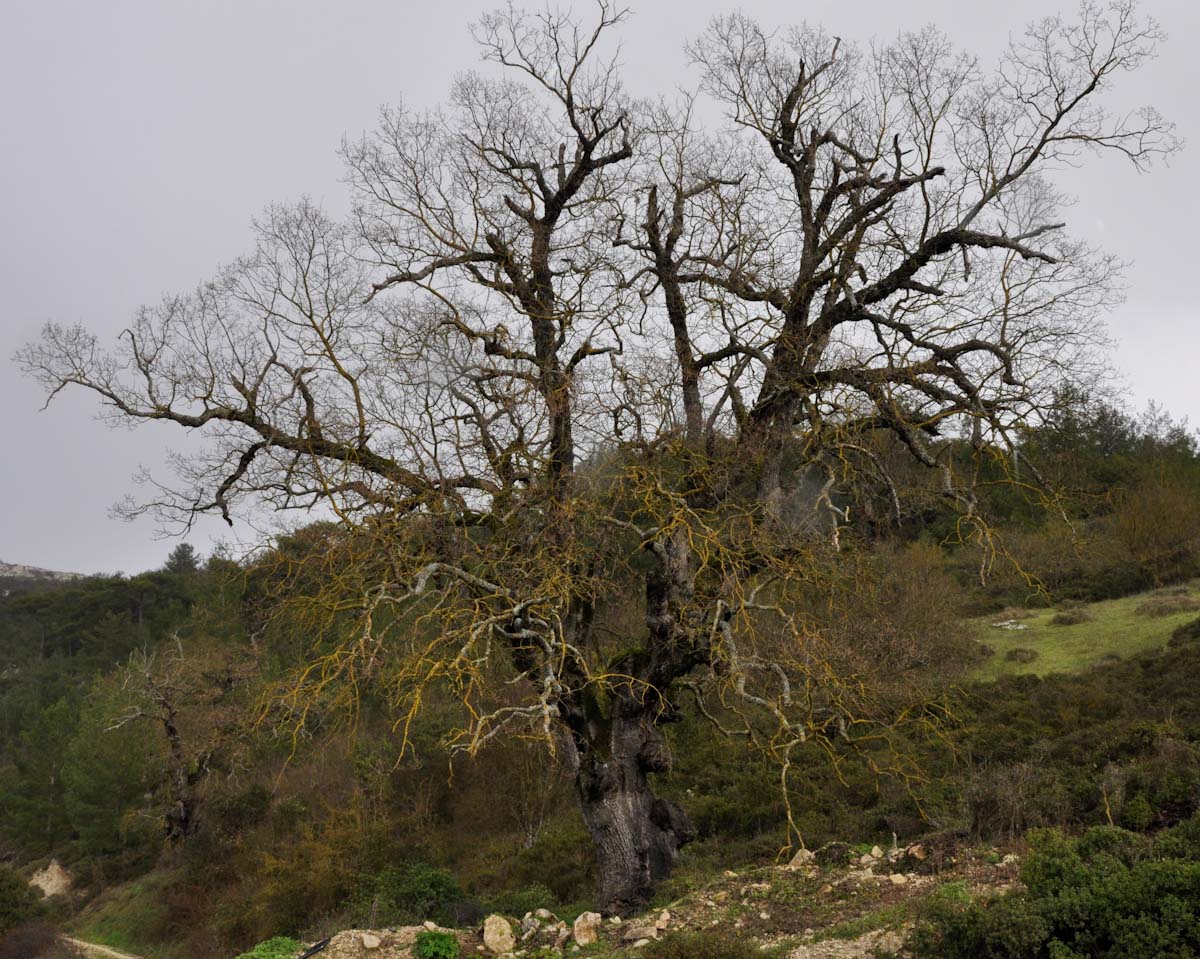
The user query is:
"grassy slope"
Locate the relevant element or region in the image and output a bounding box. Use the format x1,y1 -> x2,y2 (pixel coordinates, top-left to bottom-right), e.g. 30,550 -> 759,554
67,872 -> 178,959
970,581 -> 1199,682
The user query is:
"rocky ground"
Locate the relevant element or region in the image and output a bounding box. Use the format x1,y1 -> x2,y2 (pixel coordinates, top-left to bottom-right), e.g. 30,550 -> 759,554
296,835 -> 1022,959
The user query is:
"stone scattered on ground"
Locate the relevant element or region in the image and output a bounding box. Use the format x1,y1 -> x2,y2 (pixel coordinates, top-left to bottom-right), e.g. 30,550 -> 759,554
316,927 -> 462,959
482,914 -> 516,954
788,928 -> 906,958
573,911 -> 602,946
621,921 -> 660,942
298,834 -> 1022,959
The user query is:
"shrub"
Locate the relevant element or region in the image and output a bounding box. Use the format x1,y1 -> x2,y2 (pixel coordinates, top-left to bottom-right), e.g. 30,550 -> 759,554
0,924 -> 71,959
643,930 -> 766,959
488,882 -> 555,919
911,824 -> 1200,958
1170,616 -> 1200,647
1135,594 -> 1200,618
964,763 -> 1070,840
0,866 -> 42,935
351,862 -> 462,926
1049,608 -> 1091,626
413,930 -> 461,959
233,936 -> 303,959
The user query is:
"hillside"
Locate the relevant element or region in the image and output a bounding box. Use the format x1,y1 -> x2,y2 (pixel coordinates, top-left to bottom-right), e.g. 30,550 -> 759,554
4,391 -> 1200,959
972,581 -> 1200,681
0,559 -> 84,598
32,579 -> 1200,958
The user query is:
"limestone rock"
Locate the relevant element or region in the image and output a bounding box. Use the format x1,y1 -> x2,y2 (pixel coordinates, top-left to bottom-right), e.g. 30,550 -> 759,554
621,922 -> 660,943
789,847 -> 815,867
29,859 -> 71,898
483,914 -> 516,954
361,933 -> 381,950
888,873 -> 908,886
573,911 -> 603,947
520,914 -> 541,941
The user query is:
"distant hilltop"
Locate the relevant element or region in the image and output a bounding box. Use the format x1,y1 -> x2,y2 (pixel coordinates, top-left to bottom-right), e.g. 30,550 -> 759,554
0,559 -> 85,585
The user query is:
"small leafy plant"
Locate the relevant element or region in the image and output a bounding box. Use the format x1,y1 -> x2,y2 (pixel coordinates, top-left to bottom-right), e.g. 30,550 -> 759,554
413,930 -> 461,959
234,936 -> 303,959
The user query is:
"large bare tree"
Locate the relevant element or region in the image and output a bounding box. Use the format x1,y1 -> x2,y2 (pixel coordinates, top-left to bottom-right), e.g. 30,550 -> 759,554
18,1 -> 1175,912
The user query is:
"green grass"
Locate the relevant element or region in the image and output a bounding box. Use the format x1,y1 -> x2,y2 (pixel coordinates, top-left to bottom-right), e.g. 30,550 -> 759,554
68,871 -> 178,959
971,582 -> 1200,682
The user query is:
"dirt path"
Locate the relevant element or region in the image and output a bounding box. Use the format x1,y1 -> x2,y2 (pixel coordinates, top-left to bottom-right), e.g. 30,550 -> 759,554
62,937 -> 145,959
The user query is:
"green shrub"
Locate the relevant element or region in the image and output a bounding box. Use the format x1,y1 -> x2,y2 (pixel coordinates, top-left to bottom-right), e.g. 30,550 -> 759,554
1050,607 -> 1092,626
643,930 -> 766,959
233,936 -> 303,959
1170,616 -> 1200,646
413,930 -> 461,959
350,862 -> 462,926
488,882 -> 555,918
0,866 -> 43,935
911,824 -> 1200,958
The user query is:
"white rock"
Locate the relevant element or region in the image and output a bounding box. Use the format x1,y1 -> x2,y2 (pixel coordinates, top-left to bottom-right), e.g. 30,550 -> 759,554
889,873 -> 908,885
361,933 -> 382,950
789,848 -> 815,867
870,845 -> 884,859
621,923 -> 660,943
424,921 -> 438,931
483,914 -> 516,954
29,860 -> 71,898
520,915 -> 540,941
573,911 -> 603,947
633,939 -> 651,948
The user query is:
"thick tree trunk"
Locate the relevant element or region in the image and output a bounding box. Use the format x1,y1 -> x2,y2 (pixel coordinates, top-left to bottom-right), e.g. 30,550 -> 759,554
574,714 -> 695,915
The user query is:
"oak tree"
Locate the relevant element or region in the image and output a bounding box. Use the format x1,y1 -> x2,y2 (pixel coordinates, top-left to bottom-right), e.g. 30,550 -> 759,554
19,1 -> 1175,912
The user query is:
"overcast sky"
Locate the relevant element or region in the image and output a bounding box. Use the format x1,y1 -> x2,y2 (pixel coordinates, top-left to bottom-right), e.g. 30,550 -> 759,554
2,0 -> 1196,576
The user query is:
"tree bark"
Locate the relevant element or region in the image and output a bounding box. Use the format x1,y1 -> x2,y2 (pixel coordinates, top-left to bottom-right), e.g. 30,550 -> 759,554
574,713 -> 695,915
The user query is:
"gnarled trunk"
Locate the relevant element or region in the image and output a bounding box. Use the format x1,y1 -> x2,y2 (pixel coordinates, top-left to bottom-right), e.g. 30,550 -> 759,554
574,712 -> 695,915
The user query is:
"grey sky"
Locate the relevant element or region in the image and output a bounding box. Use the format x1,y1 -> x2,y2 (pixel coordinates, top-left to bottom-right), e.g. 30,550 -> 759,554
2,0 -> 1196,576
